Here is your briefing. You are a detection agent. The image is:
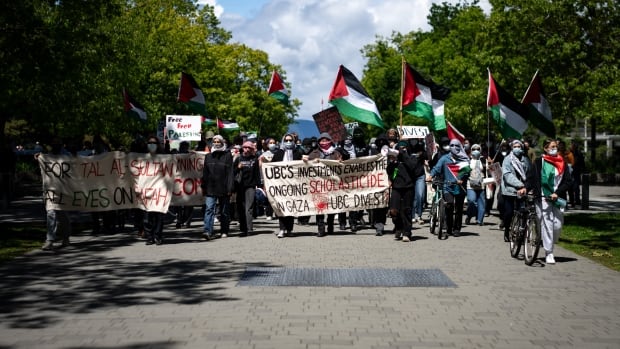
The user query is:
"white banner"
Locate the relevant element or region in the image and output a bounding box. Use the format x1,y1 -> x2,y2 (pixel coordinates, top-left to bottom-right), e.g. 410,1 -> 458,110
166,115 -> 202,141
397,125 -> 430,139
261,155 -> 390,217
39,151 -> 205,213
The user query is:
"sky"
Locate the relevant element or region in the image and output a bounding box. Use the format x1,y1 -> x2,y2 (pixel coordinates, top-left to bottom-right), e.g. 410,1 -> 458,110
199,0 -> 490,125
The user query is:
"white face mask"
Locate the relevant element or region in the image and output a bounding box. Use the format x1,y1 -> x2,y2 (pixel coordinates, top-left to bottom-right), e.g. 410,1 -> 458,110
548,149 -> 558,156
442,145 -> 450,152
471,150 -> 481,158
284,141 -> 295,150
268,144 -> 277,151
147,143 -> 158,153
501,151 -> 507,157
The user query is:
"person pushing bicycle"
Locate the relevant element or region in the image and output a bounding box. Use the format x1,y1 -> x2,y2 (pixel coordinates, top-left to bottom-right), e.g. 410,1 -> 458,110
426,139 -> 470,237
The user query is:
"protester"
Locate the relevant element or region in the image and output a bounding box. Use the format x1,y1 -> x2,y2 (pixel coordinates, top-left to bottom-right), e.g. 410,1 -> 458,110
487,141 -> 509,222
234,141 -> 260,236
532,138 -> 572,264
175,141 -> 194,228
144,135 -> 166,245
307,132 -> 345,237
39,138 -> 72,250
465,143 -> 486,226
500,139 -> 534,242
258,137 -> 279,221
569,140 -> 585,207
409,141 -> 427,225
201,135 -> 234,240
272,133 -> 303,238
369,135 -> 389,236
387,141 -> 417,242
428,139 -> 470,237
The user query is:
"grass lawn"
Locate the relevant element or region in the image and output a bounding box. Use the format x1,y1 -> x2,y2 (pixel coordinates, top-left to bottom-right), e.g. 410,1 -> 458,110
560,213 -> 620,272
0,223 -> 46,264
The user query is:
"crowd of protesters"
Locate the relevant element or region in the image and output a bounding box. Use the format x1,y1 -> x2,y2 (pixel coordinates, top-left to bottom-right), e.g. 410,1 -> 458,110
19,127 -> 585,265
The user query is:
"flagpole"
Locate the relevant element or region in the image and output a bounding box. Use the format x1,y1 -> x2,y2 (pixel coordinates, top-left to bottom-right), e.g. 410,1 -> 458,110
399,56 -> 405,129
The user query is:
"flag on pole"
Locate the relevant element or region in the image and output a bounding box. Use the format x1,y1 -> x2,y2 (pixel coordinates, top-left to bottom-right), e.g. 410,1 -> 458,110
401,62 -> 450,131
522,70 -> 556,137
268,70 -> 289,105
328,65 -> 384,129
446,121 -> 465,143
201,116 -> 216,126
487,69 -> 529,139
122,88 -> 147,121
177,72 -> 208,116
217,119 -> 239,131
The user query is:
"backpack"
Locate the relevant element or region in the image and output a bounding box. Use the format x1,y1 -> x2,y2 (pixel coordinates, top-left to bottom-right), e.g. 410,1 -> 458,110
469,160 -> 484,189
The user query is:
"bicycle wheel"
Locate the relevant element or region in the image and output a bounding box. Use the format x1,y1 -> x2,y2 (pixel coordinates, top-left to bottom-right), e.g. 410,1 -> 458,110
509,214 -> 522,258
524,216 -> 541,265
438,200 -> 447,240
429,200 -> 438,235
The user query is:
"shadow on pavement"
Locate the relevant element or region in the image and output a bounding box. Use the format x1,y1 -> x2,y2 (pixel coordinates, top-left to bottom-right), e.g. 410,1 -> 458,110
0,233 -> 278,330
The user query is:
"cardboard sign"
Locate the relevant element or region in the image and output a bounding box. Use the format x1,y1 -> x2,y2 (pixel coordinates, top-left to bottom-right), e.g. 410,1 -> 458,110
312,107 -> 348,143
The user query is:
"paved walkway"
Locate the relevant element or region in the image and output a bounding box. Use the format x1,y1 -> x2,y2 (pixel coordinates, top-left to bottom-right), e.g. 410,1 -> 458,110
0,186 -> 619,349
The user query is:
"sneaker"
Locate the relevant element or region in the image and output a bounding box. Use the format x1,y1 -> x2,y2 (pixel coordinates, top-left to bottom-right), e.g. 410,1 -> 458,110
465,217 -> 471,225
59,238 -> 70,248
202,232 -> 213,240
402,236 -> 411,242
145,240 -> 155,245
546,253 -> 556,264
265,216 -> 273,221
221,233 -> 228,238
452,230 -> 460,237
277,230 -> 285,238
155,238 -> 163,245
375,229 -> 383,236
41,241 -> 54,251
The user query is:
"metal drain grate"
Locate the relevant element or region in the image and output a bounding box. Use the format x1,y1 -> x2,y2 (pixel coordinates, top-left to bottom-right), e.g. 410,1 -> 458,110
237,267 -> 456,287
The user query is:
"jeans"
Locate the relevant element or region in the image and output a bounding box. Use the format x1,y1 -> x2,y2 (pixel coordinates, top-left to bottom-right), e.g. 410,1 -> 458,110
412,174 -> 426,219
46,210 -> 71,241
204,195 -> 230,234
466,188 -> 486,223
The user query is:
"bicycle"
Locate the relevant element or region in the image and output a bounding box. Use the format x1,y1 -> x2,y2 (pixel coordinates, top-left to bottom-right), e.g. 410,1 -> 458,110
428,179 -> 453,240
508,193 -> 541,265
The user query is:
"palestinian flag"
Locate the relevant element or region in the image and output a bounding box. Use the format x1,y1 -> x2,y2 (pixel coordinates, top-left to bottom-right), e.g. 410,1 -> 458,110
401,62 -> 450,131
447,161 -> 471,181
201,116 -> 216,126
446,121 -> 465,144
522,70 -> 556,137
268,70 -> 289,105
217,119 -> 239,131
328,65 -> 384,129
177,72 -> 208,116
122,89 -> 147,121
541,154 -> 565,196
487,69 -> 529,139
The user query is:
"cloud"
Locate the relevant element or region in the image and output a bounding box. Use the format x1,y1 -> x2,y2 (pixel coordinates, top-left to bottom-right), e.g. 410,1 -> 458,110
214,0 -> 489,121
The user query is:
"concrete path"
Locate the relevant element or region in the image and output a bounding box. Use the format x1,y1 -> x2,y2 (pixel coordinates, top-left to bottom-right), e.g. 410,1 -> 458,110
0,186 -> 619,349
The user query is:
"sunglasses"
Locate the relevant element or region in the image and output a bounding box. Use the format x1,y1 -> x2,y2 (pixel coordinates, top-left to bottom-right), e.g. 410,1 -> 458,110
284,139 -> 293,142
147,141 -> 158,144
449,145 -> 460,148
